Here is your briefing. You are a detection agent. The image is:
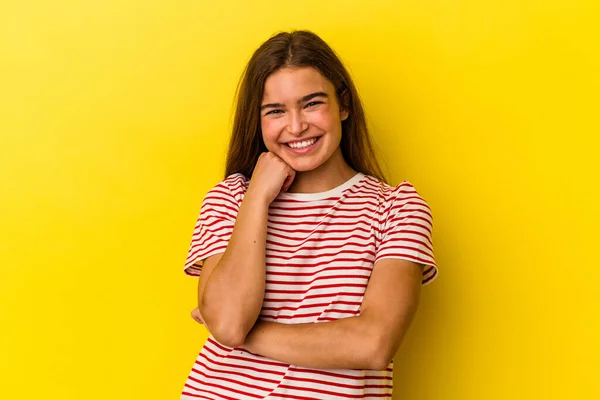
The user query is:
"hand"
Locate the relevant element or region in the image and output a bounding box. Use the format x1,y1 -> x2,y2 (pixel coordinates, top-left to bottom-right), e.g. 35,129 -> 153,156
191,307 -> 204,325
246,152 -> 296,205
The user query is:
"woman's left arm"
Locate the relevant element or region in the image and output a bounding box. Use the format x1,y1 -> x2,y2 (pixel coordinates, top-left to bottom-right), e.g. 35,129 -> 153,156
242,258 -> 424,370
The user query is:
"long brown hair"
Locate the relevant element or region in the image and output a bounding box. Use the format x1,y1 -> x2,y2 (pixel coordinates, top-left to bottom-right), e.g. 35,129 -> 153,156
225,30 -> 387,183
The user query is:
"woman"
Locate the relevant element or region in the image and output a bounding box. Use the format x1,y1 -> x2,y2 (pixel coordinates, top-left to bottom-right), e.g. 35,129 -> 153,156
181,30 -> 438,399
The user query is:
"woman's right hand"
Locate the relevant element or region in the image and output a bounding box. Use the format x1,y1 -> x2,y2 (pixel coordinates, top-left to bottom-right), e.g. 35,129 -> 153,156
246,152 -> 296,205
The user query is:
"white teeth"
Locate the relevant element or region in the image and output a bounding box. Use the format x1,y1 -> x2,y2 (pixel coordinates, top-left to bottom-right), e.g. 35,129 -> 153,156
288,137 -> 317,149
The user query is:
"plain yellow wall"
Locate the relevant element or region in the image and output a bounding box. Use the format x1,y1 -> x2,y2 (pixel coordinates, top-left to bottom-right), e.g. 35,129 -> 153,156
1,1 -> 598,399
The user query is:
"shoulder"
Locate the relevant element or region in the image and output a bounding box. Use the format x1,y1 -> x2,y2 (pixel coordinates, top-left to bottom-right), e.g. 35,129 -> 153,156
206,173 -> 249,197
363,175 -> 431,216
210,173 -> 249,195
384,180 -> 426,203
201,173 -> 249,211
359,175 -> 423,201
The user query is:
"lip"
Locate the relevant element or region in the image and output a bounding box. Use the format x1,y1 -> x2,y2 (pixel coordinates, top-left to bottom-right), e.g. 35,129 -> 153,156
283,136 -> 321,155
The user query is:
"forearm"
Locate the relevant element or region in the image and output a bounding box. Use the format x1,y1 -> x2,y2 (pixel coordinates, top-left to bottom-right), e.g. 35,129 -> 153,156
243,316 -> 390,370
200,194 -> 268,345
242,273 -> 421,371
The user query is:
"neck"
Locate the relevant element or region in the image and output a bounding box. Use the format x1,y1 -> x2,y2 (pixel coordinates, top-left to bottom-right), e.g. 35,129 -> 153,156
287,149 -> 357,194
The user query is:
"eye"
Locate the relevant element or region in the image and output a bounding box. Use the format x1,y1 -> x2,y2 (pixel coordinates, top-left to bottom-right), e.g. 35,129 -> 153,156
265,109 -> 283,116
305,101 -> 323,108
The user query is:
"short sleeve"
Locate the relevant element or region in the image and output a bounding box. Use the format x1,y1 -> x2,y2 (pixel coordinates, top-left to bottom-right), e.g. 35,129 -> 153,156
375,182 -> 438,285
183,178 -> 242,277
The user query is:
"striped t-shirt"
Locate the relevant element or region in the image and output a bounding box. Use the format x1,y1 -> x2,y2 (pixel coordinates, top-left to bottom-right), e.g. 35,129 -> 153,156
181,171 -> 438,399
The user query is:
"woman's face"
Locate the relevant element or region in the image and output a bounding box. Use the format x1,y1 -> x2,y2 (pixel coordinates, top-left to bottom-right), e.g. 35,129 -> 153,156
260,66 -> 348,173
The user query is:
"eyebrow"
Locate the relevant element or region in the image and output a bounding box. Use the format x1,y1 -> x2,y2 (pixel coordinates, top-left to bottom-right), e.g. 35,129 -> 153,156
260,91 -> 328,111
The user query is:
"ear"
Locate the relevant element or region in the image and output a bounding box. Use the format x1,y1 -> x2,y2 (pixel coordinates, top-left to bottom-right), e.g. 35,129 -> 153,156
339,89 -> 350,121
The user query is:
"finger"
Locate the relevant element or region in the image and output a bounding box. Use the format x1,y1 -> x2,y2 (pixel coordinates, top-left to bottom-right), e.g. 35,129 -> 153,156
191,312 -> 204,325
191,308 -> 203,320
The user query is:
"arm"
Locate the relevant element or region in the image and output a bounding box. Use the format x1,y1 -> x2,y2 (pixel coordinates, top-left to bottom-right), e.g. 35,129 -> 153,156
199,153 -> 296,348
197,195 -> 269,347
242,259 -> 424,370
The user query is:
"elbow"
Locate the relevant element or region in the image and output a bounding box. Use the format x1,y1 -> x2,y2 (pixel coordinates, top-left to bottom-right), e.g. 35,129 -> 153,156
200,307 -> 248,348
206,316 -> 247,348
365,333 -> 397,370
199,302 -> 249,348
212,328 -> 246,348
368,352 -> 393,371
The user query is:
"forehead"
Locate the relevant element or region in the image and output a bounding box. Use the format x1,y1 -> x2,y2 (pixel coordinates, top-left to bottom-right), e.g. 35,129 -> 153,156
262,67 -> 334,102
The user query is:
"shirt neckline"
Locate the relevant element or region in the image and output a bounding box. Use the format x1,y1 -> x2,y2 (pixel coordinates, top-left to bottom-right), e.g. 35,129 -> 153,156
275,172 -> 366,201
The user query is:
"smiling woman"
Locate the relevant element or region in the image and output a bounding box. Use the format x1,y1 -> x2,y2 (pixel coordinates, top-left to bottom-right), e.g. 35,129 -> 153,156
180,30 -> 438,399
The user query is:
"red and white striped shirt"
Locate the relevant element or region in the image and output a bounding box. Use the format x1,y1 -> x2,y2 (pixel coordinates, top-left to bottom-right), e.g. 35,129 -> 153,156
181,172 -> 438,399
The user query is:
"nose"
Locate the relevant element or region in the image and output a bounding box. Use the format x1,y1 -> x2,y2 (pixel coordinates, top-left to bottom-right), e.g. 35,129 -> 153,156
287,111 -> 309,136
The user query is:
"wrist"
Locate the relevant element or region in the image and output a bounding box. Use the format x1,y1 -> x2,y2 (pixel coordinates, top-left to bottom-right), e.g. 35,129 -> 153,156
244,188 -> 272,208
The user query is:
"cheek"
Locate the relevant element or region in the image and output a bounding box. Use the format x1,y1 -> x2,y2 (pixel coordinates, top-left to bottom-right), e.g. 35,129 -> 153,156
260,119 -> 284,152
260,119 -> 277,141
310,109 -> 341,134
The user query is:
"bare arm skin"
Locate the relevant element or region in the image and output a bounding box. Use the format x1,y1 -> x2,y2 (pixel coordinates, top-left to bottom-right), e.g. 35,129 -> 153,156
196,152 -> 295,348
241,259 -> 424,370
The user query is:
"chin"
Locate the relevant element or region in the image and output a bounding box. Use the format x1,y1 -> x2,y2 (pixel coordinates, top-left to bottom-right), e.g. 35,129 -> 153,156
288,160 -> 323,172
290,163 -> 320,172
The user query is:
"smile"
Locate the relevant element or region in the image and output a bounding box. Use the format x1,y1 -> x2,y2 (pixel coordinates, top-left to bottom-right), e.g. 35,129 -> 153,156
286,136 -> 320,149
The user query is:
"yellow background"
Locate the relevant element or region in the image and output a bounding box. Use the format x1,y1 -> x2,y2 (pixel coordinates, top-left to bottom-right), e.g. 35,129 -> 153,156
1,1 -> 598,399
